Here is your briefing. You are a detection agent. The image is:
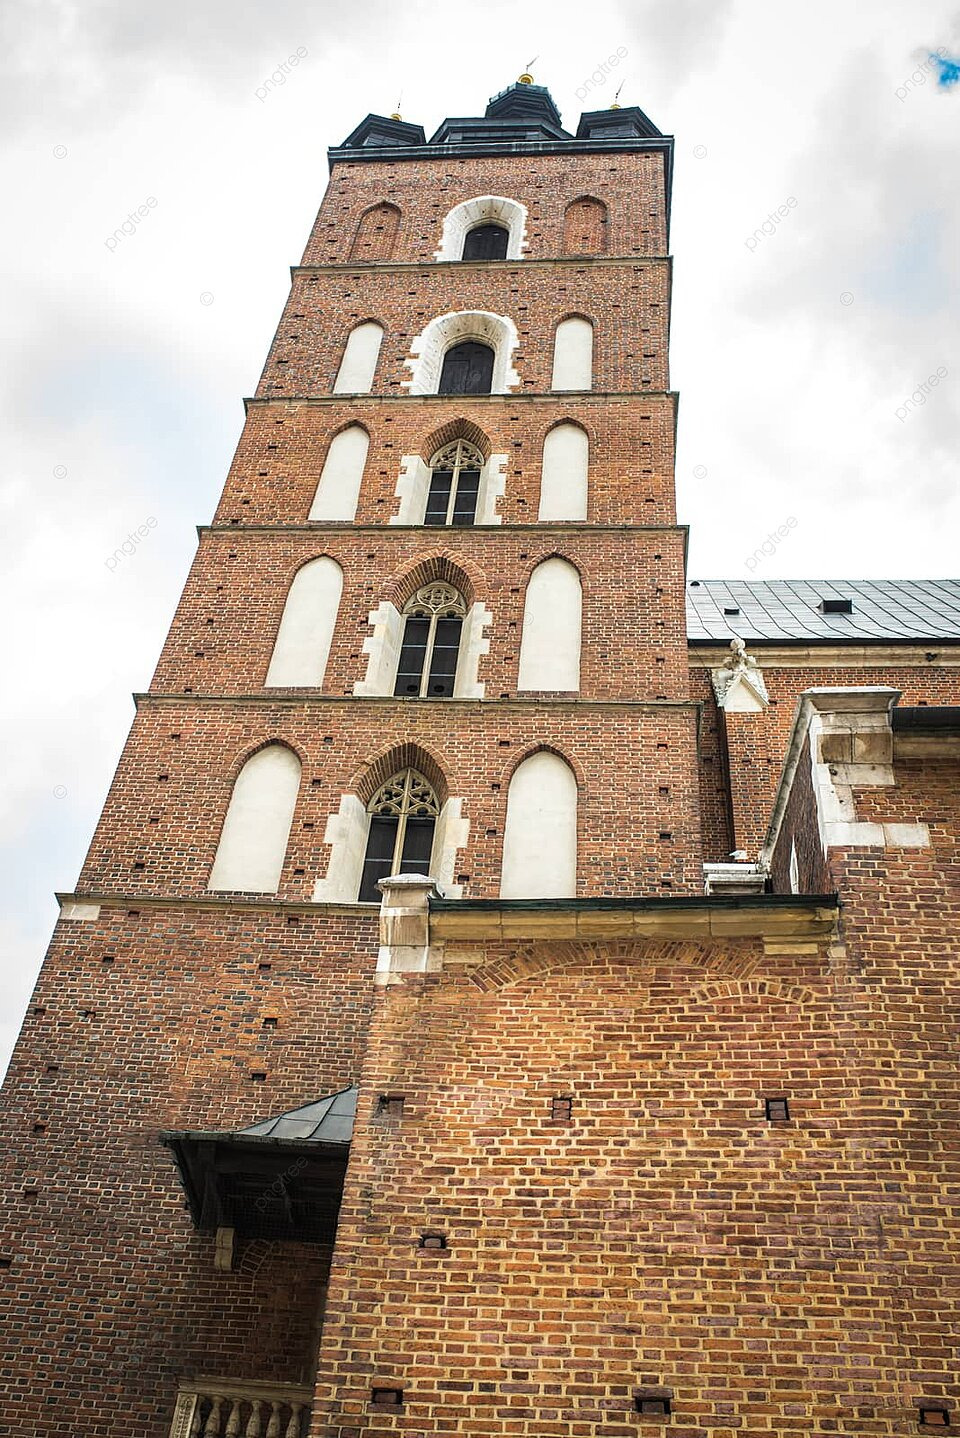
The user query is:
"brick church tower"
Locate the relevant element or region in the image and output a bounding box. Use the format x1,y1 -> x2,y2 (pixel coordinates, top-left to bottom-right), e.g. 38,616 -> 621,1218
3,73 -> 959,1437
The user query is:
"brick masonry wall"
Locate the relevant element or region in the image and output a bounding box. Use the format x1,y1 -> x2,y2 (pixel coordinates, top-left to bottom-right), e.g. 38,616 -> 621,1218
215,395 -> 678,527
303,151 -> 668,266
255,260 -> 670,401
0,901 -> 377,1434
309,917 -> 959,1436
693,660 -> 960,859
76,700 -> 704,900
153,528 -> 689,701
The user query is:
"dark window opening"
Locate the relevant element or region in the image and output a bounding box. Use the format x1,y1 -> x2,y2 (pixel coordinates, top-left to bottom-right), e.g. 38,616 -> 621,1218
462,223 -> 509,261
393,582 -> 466,698
439,341 -> 495,395
359,769 -> 440,902
424,439 -> 484,527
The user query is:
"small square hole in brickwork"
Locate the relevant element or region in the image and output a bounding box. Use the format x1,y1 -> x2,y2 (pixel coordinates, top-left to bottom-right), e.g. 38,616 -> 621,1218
0,1256 -> 12,1269
919,1407 -> 950,1427
101,954 -> 115,964
765,1097 -> 790,1122
22,1188 -> 39,1200
250,1071 -> 267,1083
257,962 -> 272,973
378,1094 -> 405,1118
127,910 -> 140,918
33,1006 -> 46,1017
262,1017 -> 278,1030
32,1123 -> 47,1136
634,1394 -> 671,1416
371,1388 -> 403,1408
551,1096 -> 573,1122
418,1232 -> 447,1250
44,1064 -> 59,1075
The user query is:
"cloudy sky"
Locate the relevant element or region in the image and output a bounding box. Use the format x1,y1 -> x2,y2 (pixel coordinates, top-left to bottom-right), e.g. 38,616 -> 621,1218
1,0 -> 958,1073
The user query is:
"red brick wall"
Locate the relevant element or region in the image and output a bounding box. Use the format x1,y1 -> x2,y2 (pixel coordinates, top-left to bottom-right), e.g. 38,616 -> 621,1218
215,396 -> 677,527
304,151 -> 667,266
0,901 -> 376,1433
254,261 -> 670,401
693,660 -> 960,859
310,917 -> 959,1435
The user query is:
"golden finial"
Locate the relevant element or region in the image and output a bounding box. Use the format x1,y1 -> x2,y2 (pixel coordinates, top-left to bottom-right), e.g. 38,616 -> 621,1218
391,93 -> 403,121
611,80 -> 624,109
519,55 -> 537,84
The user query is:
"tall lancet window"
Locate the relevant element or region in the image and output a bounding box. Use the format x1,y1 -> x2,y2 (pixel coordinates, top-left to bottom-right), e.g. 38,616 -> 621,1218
424,440 -> 484,526
358,769 -> 439,902
462,223 -> 509,261
438,341 -> 495,395
394,582 -> 466,698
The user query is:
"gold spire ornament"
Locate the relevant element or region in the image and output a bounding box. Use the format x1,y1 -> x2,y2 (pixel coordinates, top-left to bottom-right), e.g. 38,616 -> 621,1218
518,56 -> 538,84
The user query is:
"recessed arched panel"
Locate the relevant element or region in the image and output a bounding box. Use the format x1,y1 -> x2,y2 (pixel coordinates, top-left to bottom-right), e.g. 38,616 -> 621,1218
333,321 -> 384,393
517,558 -> 582,692
539,423 -> 589,520
551,318 -> 594,391
563,196 -> 608,254
308,425 -> 369,521
265,558 -> 343,688
349,203 -> 401,262
208,745 -> 301,894
500,752 -> 578,898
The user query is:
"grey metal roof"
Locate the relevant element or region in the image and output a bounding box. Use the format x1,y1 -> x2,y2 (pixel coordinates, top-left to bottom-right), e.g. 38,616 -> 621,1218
238,1086 -> 357,1145
686,579 -> 960,644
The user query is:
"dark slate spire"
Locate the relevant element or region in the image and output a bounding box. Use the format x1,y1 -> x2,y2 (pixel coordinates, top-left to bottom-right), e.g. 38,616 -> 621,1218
576,105 -> 663,140
338,113 -> 427,149
429,74 -> 571,145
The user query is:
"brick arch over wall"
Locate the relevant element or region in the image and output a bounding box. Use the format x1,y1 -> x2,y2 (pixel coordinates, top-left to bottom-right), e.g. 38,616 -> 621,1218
462,938 -> 816,996
563,195 -> 609,254
348,202 -> 401,262
350,743 -> 450,808
383,550 -> 484,611
418,417 -> 492,463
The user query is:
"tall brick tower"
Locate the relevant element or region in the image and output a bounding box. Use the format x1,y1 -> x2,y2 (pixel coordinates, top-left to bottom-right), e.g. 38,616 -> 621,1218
5,70 -> 956,1438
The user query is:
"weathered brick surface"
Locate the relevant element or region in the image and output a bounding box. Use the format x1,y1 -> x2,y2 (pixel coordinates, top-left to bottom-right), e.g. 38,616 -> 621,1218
76,700 -> 704,900
693,662 -> 960,859
153,527 -> 689,700
0,902 -> 376,1434
215,395 -> 678,526
303,151 -> 668,266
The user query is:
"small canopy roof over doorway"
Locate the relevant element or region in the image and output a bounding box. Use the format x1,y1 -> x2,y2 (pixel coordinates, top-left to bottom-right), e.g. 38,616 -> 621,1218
160,1086 -> 357,1243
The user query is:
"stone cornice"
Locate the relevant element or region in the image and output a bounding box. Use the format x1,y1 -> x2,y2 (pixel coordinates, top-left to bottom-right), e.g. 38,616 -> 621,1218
243,391 -> 679,412
289,255 -> 670,278
690,643 -> 960,668
133,693 -> 700,712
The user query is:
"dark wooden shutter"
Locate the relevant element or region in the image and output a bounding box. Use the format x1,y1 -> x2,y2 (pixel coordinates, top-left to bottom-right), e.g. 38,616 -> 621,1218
438,342 -> 495,395
359,815 -> 399,901
462,223 -> 509,261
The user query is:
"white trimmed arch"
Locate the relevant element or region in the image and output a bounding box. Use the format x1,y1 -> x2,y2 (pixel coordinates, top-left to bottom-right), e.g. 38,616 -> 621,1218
434,195 -> 528,261
403,311 -> 520,395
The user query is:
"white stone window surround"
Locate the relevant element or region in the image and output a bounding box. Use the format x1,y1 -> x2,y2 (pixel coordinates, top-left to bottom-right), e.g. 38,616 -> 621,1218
354,595 -> 492,699
402,311 -> 521,396
433,196 -> 528,262
313,792 -> 469,901
391,449 -> 509,525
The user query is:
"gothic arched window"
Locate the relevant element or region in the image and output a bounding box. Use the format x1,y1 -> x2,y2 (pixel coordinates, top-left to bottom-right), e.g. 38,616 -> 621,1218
438,341 -> 495,395
424,440 -> 484,526
462,223 -> 509,261
394,582 -> 466,698
358,768 -> 440,902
